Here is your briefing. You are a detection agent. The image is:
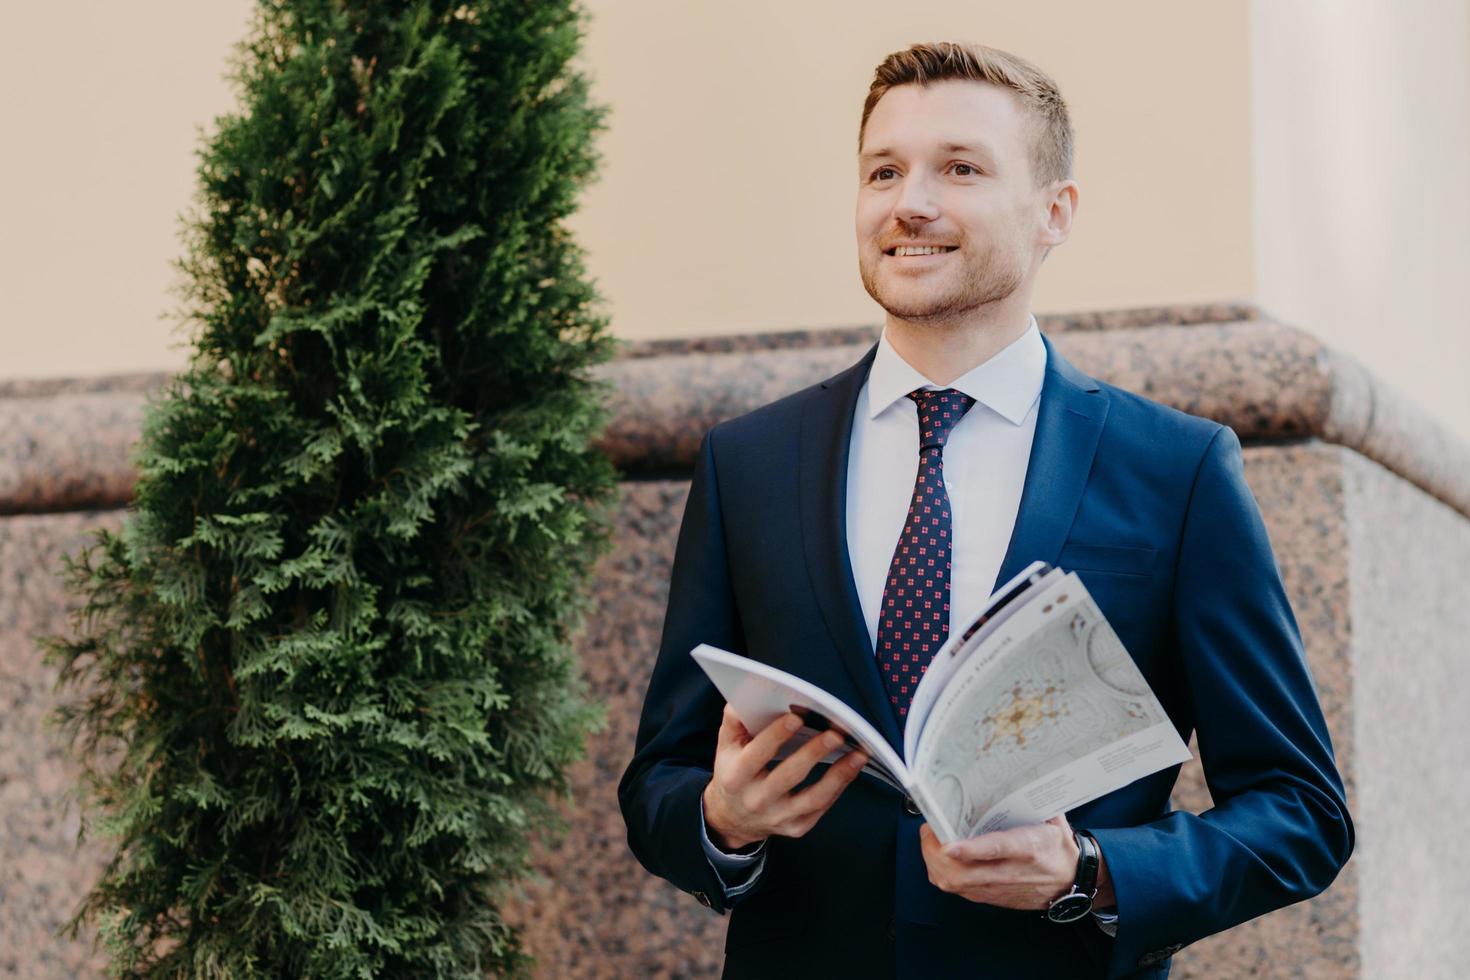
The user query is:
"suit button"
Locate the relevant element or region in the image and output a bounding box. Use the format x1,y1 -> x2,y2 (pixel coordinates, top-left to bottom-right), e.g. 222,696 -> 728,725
692,890 -> 712,909
903,796 -> 922,816
886,917 -> 896,942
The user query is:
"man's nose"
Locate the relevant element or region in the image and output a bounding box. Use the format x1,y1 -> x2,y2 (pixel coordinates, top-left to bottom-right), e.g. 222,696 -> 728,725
894,172 -> 940,222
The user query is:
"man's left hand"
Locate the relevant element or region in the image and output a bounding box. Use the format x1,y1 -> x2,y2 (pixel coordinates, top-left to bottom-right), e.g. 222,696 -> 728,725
919,815 -> 1099,910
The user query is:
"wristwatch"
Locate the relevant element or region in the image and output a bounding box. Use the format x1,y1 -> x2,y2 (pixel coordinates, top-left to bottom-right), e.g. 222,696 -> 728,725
1045,830 -> 1099,924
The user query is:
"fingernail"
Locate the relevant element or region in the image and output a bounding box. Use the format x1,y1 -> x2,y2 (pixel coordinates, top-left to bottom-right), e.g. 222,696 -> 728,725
823,732 -> 842,749
785,715 -> 802,732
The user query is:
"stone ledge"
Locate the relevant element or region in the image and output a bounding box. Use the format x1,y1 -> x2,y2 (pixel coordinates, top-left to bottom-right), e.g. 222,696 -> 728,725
0,302 -> 1261,397
2,305 -> 1465,520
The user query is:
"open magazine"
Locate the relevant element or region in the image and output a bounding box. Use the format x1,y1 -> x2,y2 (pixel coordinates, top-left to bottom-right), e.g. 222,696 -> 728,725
691,561 -> 1190,844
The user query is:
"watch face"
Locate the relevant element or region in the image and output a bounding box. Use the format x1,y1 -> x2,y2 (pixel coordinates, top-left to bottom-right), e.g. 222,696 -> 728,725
1046,893 -> 1093,924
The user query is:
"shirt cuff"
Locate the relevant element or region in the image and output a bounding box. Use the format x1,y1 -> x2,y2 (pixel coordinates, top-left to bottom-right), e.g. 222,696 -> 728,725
699,795 -> 767,897
1092,907 -> 1118,937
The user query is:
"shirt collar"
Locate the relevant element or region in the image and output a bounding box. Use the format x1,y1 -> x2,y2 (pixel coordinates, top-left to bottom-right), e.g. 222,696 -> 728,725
866,314 -> 1046,425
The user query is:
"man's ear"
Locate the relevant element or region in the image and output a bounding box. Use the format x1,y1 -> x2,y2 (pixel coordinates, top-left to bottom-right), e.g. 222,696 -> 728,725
1040,179 -> 1079,249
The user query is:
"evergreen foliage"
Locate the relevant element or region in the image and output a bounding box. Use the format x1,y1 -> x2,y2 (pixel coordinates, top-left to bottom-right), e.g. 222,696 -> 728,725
42,0 -> 617,974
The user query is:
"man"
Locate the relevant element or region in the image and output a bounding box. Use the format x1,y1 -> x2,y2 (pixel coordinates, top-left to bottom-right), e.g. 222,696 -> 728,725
618,41 -> 1352,979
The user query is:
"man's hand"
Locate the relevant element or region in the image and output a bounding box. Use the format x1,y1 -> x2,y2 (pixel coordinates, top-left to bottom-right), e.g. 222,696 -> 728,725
919,814 -> 1114,910
703,704 -> 869,851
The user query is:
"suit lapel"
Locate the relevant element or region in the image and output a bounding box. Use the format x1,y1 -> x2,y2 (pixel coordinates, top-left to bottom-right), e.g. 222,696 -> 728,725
798,331 -> 1110,755
798,342 -> 905,752
990,332 -> 1110,593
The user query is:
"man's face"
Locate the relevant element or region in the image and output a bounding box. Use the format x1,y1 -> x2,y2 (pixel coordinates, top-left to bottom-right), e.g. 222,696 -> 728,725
856,80 -> 1054,326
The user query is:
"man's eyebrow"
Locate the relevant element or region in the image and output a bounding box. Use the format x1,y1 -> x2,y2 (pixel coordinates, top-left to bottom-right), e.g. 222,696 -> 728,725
859,141 -> 997,166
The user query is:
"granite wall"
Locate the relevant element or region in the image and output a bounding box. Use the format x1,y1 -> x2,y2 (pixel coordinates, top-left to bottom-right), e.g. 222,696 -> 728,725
3,304 -> 1466,978
1,511 -> 115,977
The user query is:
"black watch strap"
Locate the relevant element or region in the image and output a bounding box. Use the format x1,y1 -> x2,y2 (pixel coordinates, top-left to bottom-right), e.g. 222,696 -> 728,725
1073,830 -> 1099,898
1044,830 -> 1100,923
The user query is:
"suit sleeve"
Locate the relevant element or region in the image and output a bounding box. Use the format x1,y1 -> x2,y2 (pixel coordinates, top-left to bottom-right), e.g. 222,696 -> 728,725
1087,424 -> 1354,977
699,796 -> 768,897
617,426 -> 765,914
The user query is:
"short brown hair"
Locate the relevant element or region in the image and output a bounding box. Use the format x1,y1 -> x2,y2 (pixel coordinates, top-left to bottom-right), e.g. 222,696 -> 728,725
859,42 -> 1074,187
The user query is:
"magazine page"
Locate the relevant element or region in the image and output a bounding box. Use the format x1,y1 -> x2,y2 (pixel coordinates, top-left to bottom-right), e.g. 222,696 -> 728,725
910,572 -> 1191,843
903,561 -> 1059,765
691,644 -> 912,795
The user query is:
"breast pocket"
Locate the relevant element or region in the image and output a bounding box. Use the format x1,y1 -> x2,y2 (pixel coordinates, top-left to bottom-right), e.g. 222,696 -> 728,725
1055,541 -> 1157,578
1055,542 -> 1164,669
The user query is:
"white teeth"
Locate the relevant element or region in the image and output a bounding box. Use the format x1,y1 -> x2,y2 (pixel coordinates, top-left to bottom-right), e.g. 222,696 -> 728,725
893,246 -> 954,256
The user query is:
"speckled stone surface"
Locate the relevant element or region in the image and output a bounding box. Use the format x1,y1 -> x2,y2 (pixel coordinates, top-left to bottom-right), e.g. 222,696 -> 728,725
5,313 -> 1466,522
2,304 -> 1467,977
0,303 -> 1257,400
0,510 -> 116,978
614,301 -> 1261,360
502,481 -> 728,978
0,489 -> 728,980
1165,446 -> 1361,979
598,322 -> 1470,517
0,454 -> 1387,979
0,372 -> 171,401
0,393 -> 147,515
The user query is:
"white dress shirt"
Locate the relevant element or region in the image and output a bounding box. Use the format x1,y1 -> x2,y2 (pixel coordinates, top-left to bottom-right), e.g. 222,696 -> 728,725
699,317 -> 1118,931
846,316 -> 1044,648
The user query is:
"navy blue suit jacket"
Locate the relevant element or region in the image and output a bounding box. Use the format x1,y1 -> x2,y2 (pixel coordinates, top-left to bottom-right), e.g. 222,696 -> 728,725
618,335 -> 1352,979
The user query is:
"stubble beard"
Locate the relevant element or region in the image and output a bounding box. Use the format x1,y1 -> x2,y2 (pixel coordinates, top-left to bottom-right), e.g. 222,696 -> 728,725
860,239 -> 1025,327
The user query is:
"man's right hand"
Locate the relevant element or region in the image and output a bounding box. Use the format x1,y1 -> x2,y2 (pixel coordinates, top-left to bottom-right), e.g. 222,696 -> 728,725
702,704 -> 869,851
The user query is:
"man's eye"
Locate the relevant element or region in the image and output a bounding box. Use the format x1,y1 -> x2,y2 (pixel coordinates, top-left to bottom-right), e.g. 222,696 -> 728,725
869,163 -> 979,182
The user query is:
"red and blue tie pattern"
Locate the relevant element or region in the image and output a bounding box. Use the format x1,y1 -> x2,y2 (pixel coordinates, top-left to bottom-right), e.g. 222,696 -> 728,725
876,387 -> 976,725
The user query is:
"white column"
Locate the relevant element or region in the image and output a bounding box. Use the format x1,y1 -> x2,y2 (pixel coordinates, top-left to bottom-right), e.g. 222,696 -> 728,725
1252,0 -> 1470,445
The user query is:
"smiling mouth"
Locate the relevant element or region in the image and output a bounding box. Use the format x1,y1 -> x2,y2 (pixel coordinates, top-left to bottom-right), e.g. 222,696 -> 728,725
884,246 -> 959,257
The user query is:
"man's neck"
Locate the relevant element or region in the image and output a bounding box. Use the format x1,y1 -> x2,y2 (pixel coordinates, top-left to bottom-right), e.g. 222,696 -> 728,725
883,310 -> 1033,386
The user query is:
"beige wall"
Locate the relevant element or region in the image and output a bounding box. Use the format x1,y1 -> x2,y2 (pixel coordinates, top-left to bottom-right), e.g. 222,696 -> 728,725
566,0 -> 1252,336
1252,0 -> 1470,447
2,1 -> 1462,443
0,3 -> 256,380
0,2 -> 1250,373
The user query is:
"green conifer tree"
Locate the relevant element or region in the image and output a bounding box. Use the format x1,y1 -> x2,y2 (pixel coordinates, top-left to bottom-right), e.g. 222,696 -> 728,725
43,0 -> 616,974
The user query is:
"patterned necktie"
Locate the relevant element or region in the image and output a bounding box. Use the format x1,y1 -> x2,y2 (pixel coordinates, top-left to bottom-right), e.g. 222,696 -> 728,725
875,387 -> 976,725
